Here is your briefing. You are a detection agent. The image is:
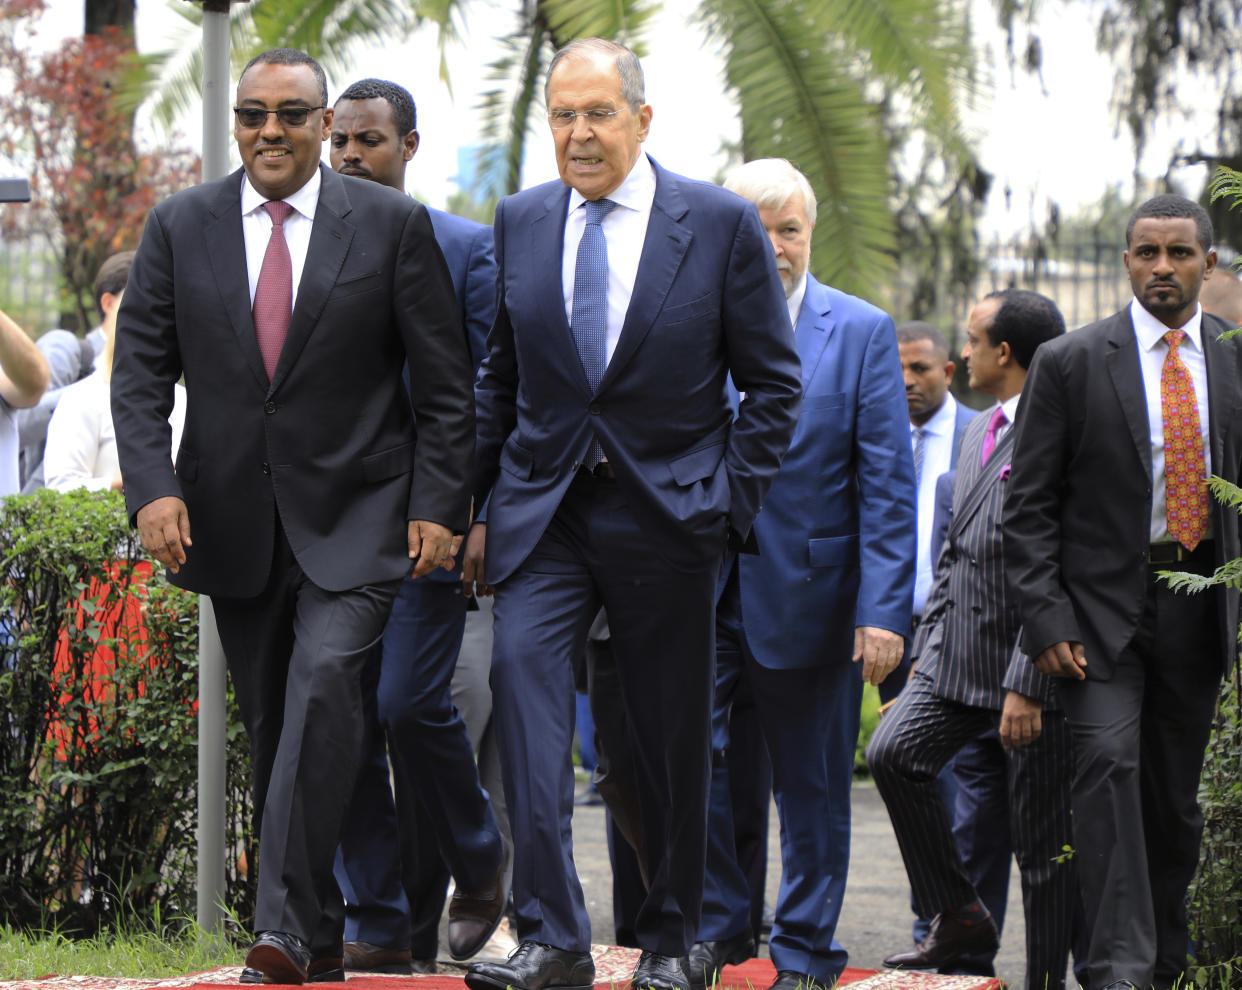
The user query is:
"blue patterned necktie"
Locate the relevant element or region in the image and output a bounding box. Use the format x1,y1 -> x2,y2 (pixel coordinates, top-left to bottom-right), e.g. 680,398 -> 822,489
912,427 -> 927,489
571,197 -> 617,467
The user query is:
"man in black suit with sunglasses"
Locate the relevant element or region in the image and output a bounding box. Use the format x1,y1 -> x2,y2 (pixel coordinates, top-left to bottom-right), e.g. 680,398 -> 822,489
111,48 -> 474,985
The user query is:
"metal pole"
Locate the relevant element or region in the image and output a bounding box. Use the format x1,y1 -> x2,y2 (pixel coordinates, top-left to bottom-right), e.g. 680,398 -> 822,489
196,0 -> 233,931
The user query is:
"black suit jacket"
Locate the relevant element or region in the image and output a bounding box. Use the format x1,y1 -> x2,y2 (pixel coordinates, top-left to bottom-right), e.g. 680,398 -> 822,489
1004,307 -> 1242,679
111,164 -> 475,597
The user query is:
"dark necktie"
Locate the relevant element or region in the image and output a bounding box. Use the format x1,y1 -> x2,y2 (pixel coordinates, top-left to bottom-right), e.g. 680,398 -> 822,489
980,406 -> 1008,465
1161,329 -> 1208,550
571,198 -> 617,467
253,200 -> 294,380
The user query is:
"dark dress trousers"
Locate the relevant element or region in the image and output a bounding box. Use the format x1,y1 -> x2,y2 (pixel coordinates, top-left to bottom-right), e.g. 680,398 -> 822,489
1004,308 -> 1242,990
868,408 -> 1078,990
474,155 -> 802,956
334,208 -> 503,957
111,164 -> 475,949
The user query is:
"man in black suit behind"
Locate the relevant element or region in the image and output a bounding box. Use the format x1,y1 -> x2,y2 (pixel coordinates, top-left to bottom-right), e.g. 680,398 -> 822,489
1005,194 -> 1242,990
110,49 -> 475,985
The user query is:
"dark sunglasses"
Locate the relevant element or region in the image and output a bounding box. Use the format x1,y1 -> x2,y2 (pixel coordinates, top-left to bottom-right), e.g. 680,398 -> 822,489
233,106 -> 325,129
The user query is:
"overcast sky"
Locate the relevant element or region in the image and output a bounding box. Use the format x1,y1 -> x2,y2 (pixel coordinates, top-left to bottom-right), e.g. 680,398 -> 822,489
27,0 -> 1211,239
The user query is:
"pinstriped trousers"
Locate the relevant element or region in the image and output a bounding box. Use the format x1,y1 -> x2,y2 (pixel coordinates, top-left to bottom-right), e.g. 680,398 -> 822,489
867,668 -> 1077,990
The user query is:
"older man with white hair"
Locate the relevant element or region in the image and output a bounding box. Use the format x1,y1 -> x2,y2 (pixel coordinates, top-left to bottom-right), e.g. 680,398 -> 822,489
688,158 -> 914,990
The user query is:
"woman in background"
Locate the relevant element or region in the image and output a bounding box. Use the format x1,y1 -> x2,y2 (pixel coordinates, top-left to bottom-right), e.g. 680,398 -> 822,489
44,289 -> 185,493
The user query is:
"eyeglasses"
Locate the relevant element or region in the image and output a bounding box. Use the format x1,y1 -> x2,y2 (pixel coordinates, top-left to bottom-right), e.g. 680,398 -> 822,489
547,107 -> 630,129
234,105 -> 326,129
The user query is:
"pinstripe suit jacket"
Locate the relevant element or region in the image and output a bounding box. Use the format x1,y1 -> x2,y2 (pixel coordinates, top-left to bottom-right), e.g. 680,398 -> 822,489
912,405 -> 1052,709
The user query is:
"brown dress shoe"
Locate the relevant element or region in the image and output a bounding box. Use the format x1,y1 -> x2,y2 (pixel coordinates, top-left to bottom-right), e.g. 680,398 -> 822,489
449,844 -> 511,960
883,911 -> 999,969
342,941 -> 414,974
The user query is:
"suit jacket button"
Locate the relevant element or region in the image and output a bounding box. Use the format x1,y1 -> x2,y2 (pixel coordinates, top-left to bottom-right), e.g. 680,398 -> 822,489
588,402 -> 602,415
264,401 -> 277,414
262,462 -> 271,475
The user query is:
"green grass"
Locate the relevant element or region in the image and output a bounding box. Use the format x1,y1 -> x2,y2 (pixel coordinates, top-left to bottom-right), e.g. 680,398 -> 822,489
0,920 -> 243,981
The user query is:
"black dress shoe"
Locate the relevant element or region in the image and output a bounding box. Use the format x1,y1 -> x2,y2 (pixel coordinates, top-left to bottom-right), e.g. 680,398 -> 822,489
882,911 -> 999,969
411,957 -> 438,974
241,942 -> 341,984
242,931 -> 311,985
688,931 -> 755,990
465,940 -> 596,990
343,941 -> 413,974
767,971 -> 829,990
449,844 -> 512,960
1102,982 -> 1140,990
632,951 -> 690,990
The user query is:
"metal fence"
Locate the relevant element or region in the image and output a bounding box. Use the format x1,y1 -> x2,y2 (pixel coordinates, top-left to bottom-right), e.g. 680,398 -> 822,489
0,235 -> 63,334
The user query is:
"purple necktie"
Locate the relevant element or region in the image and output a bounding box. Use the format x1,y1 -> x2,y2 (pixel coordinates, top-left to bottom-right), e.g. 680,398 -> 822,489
253,200 -> 293,380
980,406 -> 1008,465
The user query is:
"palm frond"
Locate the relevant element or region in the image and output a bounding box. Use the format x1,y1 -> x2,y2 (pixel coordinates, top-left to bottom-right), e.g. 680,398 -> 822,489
538,0 -> 661,51
700,0 -> 895,297
476,18 -> 550,197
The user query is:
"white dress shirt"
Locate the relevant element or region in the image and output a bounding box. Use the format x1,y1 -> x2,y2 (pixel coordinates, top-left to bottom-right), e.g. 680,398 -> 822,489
241,168 -> 321,309
911,393 -> 959,614
562,155 -> 656,364
44,371 -> 186,493
1130,297 -> 1213,543
993,392 -> 1021,449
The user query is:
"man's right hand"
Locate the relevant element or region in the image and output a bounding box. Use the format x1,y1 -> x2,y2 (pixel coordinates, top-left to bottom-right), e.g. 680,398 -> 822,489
461,523 -> 492,598
136,496 -> 192,573
1034,640 -> 1086,679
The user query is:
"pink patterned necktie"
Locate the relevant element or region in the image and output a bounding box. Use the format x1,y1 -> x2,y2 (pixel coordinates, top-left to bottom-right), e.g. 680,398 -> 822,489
980,405 -> 1008,465
1161,329 -> 1208,550
253,200 -> 293,379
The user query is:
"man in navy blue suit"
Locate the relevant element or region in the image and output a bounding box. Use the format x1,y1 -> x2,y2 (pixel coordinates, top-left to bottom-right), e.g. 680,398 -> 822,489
327,79 -> 508,974
687,158 -> 915,990
463,39 -> 801,990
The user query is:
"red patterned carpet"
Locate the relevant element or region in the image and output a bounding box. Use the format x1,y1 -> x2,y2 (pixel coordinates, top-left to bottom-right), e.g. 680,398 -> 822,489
0,947 -> 1001,990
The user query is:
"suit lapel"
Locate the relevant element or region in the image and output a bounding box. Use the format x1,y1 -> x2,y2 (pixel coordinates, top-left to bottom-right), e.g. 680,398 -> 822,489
269,165 -> 355,393
529,184 -> 583,386
949,421 -> 1012,542
1104,310 -> 1153,479
795,278 -> 835,385
1203,314 -> 1240,474
204,169 -> 269,390
602,163 -> 692,388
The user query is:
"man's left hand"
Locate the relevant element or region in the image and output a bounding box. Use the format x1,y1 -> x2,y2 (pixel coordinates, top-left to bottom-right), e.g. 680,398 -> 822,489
408,520 -> 461,578
853,626 -> 904,686
999,690 -> 1043,748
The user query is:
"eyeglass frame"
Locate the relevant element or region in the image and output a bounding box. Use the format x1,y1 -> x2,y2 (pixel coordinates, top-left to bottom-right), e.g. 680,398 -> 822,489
233,105 -> 327,129
547,106 -> 632,129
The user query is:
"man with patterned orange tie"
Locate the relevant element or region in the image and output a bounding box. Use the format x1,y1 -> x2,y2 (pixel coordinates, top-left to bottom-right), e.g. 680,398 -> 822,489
1005,194 -> 1242,990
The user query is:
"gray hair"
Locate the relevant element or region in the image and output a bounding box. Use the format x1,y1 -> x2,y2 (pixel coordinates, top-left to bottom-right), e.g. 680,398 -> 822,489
723,158 -> 817,226
545,38 -> 645,110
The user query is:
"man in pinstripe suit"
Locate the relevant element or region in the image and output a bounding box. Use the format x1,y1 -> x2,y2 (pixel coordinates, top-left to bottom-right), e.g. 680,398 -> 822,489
867,289 -> 1076,990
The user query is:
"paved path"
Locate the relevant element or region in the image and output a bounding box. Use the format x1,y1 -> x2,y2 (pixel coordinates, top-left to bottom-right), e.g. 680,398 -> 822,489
564,779 -> 1035,987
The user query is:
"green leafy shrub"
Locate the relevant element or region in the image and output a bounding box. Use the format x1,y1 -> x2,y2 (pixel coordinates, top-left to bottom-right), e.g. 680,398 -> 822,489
0,489 -> 255,934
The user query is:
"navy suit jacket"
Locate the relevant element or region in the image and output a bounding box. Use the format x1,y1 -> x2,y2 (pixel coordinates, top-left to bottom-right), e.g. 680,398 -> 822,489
737,275 -> 915,670
474,157 -> 802,582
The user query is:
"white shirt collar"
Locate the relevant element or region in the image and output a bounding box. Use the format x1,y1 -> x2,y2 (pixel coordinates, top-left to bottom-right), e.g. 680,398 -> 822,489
567,153 -> 656,217
1130,296 -> 1204,355
787,271 -> 809,327
241,165 -> 322,220
915,391 -> 957,438
998,392 -> 1021,427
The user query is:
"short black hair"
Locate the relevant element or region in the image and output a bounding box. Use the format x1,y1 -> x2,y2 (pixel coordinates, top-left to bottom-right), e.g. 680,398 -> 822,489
336,78 -> 417,136
239,48 -> 328,107
1126,193 -> 1213,253
896,320 -> 949,356
93,251 -> 134,315
982,289 -> 1065,370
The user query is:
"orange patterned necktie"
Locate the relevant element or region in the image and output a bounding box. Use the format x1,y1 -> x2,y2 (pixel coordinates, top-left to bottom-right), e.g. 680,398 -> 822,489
1160,329 -> 1208,550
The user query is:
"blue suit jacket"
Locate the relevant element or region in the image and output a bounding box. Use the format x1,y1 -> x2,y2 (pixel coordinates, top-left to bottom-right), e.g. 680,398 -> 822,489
427,207 -> 495,372
737,275 -> 915,670
474,157 -> 802,583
